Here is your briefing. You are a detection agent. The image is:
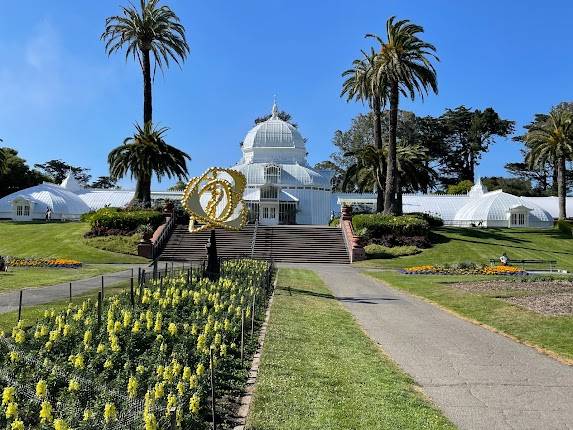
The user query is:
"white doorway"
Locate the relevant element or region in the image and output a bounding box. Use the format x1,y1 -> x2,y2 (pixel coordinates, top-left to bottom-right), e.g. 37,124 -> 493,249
260,204 -> 278,225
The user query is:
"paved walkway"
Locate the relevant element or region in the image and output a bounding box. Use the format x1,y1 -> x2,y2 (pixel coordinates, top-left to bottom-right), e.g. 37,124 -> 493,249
0,264 -> 148,314
281,263 -> 573,430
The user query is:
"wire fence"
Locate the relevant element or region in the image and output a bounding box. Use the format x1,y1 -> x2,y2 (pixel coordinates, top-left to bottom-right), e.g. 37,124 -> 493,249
0,257 -> 275,430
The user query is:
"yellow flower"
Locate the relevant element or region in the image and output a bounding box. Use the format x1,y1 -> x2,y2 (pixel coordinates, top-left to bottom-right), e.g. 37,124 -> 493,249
166,393 -> 177,412
68,379 -> 80,392
82,409 -> 94,421
5,401 -> 18,419
12,328 -> 25,344
83,330 -> 92,348
104,358 -> 113,369
132,320 -> 141,334
73,354 -> 85,369
182,366 -> 191,381
177,381 -> 185,396
109,335 -> 121,353
10,420 -> 24,430
9,351 -> 19,363
196,334 -> 206,351
136,364 -> 145,374
63,324 -> 72,337
2,386 -> 15,406
154,312 -> 162,333
189,393 -> 201,414
44,341 -> 53,352
154,382 -> 165,399
196,363 -> 205,376
54,418 -> 69,430
144,412 -> 158,430
36,379 -> 47,399
103,402 -> 117,424
96,343 -> 106,354
39,400 -> 53,423
168,322 -> 177,336
127,376 -> 138,398
189,374 -> 198,388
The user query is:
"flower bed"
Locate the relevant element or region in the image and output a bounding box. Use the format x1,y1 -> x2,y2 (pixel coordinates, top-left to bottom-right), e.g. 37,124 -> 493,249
401,264 -> 526,276
0,258 -> 272,429
5,257 -> 82,269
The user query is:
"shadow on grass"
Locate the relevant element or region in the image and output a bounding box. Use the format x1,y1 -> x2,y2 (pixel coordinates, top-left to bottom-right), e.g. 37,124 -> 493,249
278,286 -> 400,305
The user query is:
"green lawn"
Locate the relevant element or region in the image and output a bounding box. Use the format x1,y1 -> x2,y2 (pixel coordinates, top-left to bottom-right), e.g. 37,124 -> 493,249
0,264 -> 129,293
246,269 -> 454,430
368,271 -> 573,362
358,227 -> 573,271
83,233 -> 142,256
0,221 -> 146,263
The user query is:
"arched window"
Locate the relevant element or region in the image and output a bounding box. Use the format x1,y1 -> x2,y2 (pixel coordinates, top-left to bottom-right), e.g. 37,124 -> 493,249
264,164 -> 281,184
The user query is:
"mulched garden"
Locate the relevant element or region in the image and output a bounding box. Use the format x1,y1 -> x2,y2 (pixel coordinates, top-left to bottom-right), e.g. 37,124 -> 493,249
447,279 -> 573,316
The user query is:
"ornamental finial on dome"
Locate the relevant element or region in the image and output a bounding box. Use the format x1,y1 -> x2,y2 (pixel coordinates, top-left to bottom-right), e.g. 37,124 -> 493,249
271,96 -> 278,119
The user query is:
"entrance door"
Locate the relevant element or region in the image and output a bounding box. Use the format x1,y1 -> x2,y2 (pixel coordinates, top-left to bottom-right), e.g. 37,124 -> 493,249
260,204 -> 278,225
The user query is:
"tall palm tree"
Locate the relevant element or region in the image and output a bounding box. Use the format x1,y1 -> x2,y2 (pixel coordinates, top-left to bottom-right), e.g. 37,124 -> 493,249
0,139 -> 5,174
525,107 -> 573,220
108,122 -> 190,206
342,145 -> 386,194
368,17 -> 438,215
341,48 -> 387,211
102,0 -> 190,125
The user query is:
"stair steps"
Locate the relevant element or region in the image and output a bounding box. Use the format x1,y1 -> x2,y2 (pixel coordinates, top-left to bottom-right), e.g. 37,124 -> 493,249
158,224 -> 350,264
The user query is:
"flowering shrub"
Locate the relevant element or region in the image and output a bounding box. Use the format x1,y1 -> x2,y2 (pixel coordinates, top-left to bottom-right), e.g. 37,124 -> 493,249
401,264 -> 526,276
0,258 -> 272,429
6,257 -> 82,269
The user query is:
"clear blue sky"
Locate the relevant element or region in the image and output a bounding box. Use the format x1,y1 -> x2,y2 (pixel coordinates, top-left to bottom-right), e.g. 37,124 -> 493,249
1,0 -> 571,189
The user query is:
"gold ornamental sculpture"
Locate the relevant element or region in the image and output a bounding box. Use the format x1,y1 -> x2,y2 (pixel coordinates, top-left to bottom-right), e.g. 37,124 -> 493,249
182,167 -> 248,233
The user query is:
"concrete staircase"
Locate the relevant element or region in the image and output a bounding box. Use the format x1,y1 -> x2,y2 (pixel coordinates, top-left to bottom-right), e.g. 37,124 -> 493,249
159,224 -> 350,264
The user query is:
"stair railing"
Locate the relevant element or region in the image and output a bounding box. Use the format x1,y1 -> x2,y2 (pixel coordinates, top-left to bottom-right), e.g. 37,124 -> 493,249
152,212 -> 176,259
250,218 -> 259,258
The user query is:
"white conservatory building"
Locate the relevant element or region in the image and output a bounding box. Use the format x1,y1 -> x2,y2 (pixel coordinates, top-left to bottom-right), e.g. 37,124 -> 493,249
231,102 -> 333,225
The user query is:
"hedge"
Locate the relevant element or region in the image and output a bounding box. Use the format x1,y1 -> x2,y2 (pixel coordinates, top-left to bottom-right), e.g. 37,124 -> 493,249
352,214 -> 430,239
409,212 -> 444,227
364,244 -> 421,259
556,219 -> 573,237
84,208 -> 164,232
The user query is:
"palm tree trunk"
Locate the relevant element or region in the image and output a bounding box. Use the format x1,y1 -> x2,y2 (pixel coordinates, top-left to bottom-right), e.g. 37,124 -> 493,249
384,82 -> 399,215
142,49 -> 153,125
552,163 -> 559,196
134,173 -> 152,208
373,95 -> 384,212
557,155 -> 567,220
396,175 -> 403,215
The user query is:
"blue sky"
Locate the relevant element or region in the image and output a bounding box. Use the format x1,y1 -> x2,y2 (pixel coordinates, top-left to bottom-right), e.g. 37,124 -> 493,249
1,0 -> 571,189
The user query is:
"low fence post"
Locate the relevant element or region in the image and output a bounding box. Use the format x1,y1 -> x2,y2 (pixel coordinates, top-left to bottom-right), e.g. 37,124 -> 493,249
97,292 -> 102,328
169,408 -> 177,430
17,290 -> 23,322
250,293 -> 256,337
240,308 -> 245,366
101,276 -> 104,301
210,348 -> 216,430
130,277 -> 135,309
69,282 -> 72,302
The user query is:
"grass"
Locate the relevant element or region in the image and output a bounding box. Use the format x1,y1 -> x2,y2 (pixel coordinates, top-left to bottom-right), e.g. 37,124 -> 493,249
358,227 -> 573,271
84,233 -> 142,256
0,284 -> 128,333
0,221 -> 147,264
246,268 -> 454,430
0,264 -> 129,293
368,271 -> 573,362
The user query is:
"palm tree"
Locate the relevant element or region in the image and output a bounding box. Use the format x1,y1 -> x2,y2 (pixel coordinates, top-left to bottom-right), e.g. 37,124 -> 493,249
0,139 -> 5,174
341,48 -> 387,211
102,0 -> 190,125
525,107 -> 573,220
108,122 -> 190,206
368,17 -> 438,215
342,141 -> 435,212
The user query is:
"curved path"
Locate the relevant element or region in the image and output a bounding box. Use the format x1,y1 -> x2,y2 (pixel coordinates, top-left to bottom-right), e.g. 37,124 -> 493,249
282,263 -> 573,430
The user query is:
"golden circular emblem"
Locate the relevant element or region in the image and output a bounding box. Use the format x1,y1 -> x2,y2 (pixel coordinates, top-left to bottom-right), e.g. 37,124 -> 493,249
182,167 -> 248,232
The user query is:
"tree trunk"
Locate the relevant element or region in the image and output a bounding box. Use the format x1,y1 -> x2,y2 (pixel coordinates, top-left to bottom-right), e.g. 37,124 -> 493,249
134,173 -> 152,208
552,163 -> 559,196
557,156 -> 567,220
396,175 -> 403,215
384,82 -> 399,215
372,95 -> 384,212
142,49 -> 152,125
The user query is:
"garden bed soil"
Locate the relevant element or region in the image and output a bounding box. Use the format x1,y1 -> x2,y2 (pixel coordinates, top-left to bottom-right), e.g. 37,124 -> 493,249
505,293 -> 573,316
448,280 -> 573,294
447,279 -> 573,315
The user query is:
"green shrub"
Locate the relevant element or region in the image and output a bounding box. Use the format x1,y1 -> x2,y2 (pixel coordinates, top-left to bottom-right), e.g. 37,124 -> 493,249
353,214 -> 429,239
556,219 -> 573,237
87,208 -> 164,232
409,212 -> 444,227
329,218 -> 340,227
364,244 -> 421,259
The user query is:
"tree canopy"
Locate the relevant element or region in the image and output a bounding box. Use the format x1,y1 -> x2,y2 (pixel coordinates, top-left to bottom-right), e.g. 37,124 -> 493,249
0,148 -> 48,198
34,160 -> 91,185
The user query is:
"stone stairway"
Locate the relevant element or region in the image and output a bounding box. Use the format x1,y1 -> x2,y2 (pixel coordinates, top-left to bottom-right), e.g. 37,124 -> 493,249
159,224 -> 350,264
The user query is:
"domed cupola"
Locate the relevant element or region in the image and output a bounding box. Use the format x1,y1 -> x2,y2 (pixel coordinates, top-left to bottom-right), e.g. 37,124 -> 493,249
241,101 -> 307,164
